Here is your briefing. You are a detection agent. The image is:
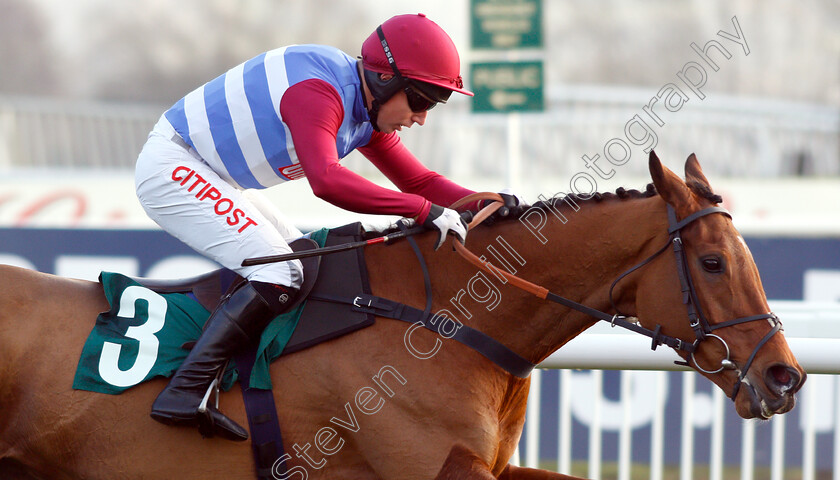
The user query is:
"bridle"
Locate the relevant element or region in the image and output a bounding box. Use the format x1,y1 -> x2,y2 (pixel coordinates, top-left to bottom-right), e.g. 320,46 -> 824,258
453,194 -> 783,401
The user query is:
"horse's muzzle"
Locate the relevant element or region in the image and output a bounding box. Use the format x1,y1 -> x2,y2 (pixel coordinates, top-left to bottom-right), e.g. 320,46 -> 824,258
737,364 -> 805,419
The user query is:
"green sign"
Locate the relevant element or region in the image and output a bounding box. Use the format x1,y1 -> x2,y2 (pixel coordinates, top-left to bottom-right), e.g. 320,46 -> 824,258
471,61 -> 544,113
471,0 -> 543,49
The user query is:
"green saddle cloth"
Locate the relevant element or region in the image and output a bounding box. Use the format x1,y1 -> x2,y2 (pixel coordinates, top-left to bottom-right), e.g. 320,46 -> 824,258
72,228 -> 329,395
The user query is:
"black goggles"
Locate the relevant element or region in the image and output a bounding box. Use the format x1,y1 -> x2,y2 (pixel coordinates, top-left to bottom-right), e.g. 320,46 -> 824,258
404,85 -> 438,112
405,79 -> 453,112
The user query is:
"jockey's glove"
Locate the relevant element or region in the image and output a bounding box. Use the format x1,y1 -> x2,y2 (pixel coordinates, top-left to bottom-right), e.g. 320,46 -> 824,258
423,204 -> 468,250
480,188 -> 528,221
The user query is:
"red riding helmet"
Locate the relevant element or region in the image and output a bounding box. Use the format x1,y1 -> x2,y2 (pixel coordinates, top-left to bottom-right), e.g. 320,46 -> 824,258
361,13 -> 474,105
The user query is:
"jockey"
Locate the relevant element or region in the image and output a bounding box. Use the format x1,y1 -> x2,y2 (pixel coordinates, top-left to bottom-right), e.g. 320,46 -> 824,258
135,13 -> 519,441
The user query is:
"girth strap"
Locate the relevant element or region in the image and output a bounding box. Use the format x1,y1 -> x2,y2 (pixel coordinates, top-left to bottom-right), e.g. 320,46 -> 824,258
309,292 -> 536,378
234,344 -> 287,480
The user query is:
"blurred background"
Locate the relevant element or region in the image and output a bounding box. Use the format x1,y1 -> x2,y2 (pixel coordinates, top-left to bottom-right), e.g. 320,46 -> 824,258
2,1 -> 840,478
1,0 -> 839,232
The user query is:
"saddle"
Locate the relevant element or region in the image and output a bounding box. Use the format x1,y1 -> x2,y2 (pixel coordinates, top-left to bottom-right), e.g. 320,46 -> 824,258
131,222 -> 374,356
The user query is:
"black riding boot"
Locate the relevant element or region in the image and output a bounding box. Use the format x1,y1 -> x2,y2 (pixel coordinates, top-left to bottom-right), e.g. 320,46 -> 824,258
150,281 -> 293,441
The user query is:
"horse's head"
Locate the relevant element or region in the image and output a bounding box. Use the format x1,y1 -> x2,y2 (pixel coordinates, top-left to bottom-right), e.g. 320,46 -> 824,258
629,151 -> 805,419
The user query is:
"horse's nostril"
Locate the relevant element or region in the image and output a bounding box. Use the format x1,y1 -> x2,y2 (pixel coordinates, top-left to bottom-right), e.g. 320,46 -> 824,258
773,366 -> 791,385
766,364 -> 801,394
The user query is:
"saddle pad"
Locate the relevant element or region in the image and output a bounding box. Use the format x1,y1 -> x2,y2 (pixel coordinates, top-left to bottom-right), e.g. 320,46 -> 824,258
282,222 -> 373,355
73,272 -> 226,394
73,223 -> 374,394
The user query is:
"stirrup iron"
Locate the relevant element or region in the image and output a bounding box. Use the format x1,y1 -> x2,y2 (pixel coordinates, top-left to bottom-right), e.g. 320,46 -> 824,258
198,360 -> 227,414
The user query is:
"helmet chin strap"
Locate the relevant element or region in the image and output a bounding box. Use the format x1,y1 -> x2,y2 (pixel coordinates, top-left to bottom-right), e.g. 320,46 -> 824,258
367,100 -> 382,132
357,61 -> 382,132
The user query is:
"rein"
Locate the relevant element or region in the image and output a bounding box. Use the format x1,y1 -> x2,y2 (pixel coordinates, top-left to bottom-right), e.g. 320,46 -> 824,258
454,193 -> 782,400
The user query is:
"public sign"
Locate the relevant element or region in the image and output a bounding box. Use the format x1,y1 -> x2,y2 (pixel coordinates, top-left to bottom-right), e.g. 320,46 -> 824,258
471,0 -> 543,49
470,61 -> 544,113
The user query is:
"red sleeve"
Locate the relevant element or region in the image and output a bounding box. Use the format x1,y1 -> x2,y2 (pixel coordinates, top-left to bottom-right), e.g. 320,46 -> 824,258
357,132 -> 477,215
280,79 -> 431,220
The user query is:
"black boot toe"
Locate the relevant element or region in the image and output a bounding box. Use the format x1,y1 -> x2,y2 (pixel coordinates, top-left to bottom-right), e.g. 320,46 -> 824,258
198,406 -> 249,441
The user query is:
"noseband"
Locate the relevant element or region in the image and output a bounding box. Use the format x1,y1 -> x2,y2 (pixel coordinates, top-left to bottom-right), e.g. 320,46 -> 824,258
454,200 -> 783,401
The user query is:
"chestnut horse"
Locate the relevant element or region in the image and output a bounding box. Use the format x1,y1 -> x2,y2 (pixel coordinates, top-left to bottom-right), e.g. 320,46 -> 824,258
0,153 -> 804,479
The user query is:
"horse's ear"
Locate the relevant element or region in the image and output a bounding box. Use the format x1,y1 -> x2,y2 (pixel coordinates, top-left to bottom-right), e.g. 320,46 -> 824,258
649,150 -> 691,208
684,153 -> 723,204
685,153 -> 711,190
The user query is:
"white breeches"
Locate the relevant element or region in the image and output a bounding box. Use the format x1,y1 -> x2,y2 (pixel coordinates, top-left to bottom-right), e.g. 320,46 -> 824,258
135,116 -> 303,288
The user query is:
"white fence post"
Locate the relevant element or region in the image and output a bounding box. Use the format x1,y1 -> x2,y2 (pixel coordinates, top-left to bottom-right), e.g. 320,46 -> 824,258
537,301 -> 840,479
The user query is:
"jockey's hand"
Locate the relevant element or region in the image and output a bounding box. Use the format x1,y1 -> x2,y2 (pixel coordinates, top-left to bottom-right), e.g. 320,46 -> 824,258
423,204 -> 468,250
480,189 -> 528,221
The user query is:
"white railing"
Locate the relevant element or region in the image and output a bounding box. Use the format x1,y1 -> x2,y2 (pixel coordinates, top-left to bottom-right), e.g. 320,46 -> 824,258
524,301 -> 840,480
397,86 -> 840,183
0,95 -> 160,170
1,88 -> 837,179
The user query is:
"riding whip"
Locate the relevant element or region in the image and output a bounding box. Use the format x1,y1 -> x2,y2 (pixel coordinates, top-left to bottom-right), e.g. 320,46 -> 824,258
241,225 -> 426,266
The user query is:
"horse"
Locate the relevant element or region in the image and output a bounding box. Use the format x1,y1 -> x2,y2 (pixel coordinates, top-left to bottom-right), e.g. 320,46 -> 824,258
0,152 -> 805,479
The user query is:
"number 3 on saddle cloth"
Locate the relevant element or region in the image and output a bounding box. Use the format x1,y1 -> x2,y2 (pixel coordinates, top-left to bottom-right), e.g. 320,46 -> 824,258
72,222 -> 375,479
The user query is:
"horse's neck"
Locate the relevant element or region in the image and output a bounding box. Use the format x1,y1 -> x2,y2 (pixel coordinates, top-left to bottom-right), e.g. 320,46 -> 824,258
452,196 -> 666,364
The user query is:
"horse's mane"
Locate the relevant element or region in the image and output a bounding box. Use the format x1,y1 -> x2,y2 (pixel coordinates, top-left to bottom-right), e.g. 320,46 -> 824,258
364,183 -> 722,238
526,181 -> 722,216
528,183 -> 658,214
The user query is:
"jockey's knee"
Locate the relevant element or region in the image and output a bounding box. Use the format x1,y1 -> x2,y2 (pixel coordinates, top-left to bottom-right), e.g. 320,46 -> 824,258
247,256 -> 304,290
246,256 -> 303,316
250,281 -> 300,315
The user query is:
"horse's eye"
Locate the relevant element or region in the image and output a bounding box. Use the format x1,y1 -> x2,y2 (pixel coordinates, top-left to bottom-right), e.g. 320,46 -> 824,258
701,256 -> 724,273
